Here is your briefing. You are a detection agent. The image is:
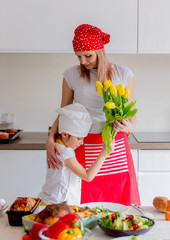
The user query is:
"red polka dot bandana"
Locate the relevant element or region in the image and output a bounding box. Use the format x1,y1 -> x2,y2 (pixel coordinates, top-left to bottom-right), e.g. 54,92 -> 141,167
72,24 -> 110,52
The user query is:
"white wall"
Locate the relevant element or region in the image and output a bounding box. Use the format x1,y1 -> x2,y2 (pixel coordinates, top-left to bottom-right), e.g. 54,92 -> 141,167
0,53 -> 170,132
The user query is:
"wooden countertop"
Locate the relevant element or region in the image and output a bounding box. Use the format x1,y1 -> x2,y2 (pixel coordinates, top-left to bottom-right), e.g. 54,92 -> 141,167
0,132 -> 48,150
1,132 -> 170,150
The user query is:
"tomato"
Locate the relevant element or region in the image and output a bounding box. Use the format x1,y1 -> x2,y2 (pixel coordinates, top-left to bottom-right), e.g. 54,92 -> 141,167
22,234 -> 30,240
111,213 -> 116,220
133,224 -> 140,230
126,131 -> 130,137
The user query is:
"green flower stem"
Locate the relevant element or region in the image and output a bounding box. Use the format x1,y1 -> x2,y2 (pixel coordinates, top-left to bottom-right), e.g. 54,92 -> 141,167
112,130 -> 117,139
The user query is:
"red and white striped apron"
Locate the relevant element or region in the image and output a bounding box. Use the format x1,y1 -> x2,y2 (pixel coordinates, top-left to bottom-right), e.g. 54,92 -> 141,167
75,132 -> 141,206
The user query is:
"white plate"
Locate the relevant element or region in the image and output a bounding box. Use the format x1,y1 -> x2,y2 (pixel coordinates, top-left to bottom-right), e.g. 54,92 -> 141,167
80,202 -> 128,213
155,208 -> 168,213
111,236 -> 143,240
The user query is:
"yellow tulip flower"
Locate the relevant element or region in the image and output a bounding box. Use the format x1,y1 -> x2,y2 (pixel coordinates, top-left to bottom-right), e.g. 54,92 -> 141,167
105,102 -> 116,109
109,85 -> 117,95
95,81 -> 103,96
124,88 -> 129,99
104,80 -> 112,89
116,84 -> 125,96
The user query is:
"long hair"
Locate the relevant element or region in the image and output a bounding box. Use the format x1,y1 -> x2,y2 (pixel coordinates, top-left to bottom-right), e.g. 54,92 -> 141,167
80,49 -> 116,83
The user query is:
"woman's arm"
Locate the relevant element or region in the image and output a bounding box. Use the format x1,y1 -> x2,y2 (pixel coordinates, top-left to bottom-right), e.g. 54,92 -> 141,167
46,116 -> 62,169
113,77 -> 136,132
65,141 -> 114,182
46,78 -> 74,169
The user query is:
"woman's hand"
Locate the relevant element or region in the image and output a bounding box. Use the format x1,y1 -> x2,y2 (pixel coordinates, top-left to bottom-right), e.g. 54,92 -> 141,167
46,137 -> 63,169
113,119 -> 133,133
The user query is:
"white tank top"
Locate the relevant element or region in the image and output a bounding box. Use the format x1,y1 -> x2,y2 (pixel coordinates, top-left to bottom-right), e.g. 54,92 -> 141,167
63,65 -> 134,134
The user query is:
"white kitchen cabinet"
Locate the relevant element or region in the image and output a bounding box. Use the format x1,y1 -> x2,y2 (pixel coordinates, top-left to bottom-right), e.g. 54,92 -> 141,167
139,150 -> 170,171
138,172 -> 170,206
130,149 -> 138,181
0,150 -> 46,205
138,0 -> 170,53
0,0 -> 137,53
138,150 -> 170,206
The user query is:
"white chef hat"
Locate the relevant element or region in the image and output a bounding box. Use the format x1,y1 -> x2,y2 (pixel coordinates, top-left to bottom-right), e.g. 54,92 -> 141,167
57,103 -> 92,138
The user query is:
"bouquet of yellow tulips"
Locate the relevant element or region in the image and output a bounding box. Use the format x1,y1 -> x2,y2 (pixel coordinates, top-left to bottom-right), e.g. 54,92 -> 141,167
95,80 -> 138,154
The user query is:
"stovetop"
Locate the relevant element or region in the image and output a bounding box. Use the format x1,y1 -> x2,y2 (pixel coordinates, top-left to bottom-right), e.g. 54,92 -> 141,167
132,132 -> 170,143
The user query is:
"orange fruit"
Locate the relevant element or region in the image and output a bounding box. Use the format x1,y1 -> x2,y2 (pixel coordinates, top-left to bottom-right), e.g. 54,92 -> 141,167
165,212 -> 170,221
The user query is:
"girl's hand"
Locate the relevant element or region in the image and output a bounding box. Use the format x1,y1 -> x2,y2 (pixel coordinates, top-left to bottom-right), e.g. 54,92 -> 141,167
46,137 -> 63,169
113,119 -> 133,133
102,139 -> 115,156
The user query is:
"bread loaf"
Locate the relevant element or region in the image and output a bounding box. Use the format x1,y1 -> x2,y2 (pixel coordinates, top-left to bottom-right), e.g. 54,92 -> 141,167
10,197 -> 37,212
0,131 -> 9,139
153,196 -> 170,211
167,200 -> 170,211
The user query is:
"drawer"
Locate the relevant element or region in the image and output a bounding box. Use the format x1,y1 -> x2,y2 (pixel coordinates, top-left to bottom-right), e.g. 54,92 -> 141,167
139,150 -> 170,171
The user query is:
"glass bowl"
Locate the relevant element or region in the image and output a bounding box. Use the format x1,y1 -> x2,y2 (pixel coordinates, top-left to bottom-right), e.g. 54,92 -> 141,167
39,227 -> 92,240
0,203 -> 8,216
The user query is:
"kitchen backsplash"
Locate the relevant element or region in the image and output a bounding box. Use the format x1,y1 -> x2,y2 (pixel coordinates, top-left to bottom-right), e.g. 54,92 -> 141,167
0,53 -> 170,132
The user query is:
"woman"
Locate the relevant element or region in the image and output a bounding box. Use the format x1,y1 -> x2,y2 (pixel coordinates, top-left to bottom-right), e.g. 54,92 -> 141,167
46,24 -> 140,206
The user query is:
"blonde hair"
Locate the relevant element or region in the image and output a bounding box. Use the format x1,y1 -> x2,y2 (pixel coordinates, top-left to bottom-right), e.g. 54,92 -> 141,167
80,49 -> 116,83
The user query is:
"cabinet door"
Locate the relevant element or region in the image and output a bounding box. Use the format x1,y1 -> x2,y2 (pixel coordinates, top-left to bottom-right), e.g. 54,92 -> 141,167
138,0 -> 170,53
138,150 -> 170,206
0,0 -> 137,53
139,150 -> 170,171
138,173 -> 170,206
0,150 -> 46,204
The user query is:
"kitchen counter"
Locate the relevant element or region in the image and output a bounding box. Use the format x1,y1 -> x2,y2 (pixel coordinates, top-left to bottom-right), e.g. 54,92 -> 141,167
1,132 -> 170,150
0,132 -> 48,150
1,206 -> 170,240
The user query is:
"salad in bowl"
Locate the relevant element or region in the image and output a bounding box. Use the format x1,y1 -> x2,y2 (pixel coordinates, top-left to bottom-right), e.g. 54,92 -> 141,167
98,211 -> 154,237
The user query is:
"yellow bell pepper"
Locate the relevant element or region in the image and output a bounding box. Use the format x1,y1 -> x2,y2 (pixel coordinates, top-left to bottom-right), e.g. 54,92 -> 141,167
124,88 -> 129,99
105,102 -> 116,109
57,227 -> 83,239
95,81 -> 103,96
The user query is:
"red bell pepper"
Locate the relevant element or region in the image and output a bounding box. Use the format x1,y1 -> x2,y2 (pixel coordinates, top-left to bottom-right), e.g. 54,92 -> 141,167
47,213 -> 83,239
59,213 -> 81,228
22,223 -> 46,240
58,213 -> 85,235
47,221 -> 70,239
29,223 -> 47,240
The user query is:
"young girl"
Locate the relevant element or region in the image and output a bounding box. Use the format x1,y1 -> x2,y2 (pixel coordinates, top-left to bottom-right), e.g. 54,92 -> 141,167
39,103 -> 114,205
